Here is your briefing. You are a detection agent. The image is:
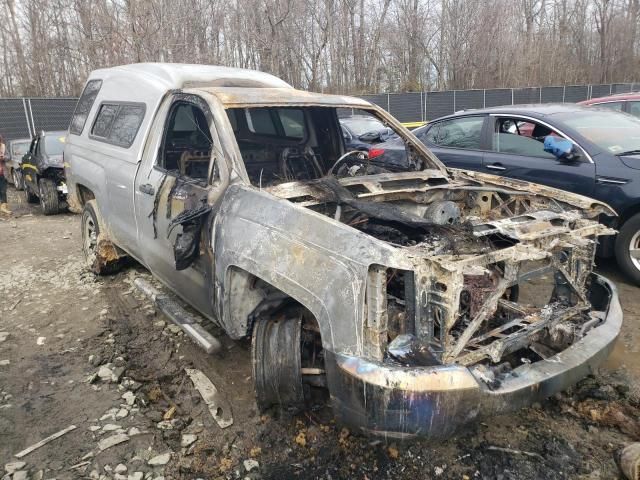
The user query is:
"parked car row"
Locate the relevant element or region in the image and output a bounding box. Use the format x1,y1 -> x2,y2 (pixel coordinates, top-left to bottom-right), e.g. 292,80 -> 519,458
4,130 -> 69,214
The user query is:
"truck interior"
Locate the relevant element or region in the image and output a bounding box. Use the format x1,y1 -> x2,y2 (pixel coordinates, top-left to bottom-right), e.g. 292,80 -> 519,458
225,107 -> 423,186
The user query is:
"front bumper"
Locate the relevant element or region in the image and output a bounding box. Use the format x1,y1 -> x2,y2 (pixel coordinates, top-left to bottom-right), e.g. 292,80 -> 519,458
325,273 -> 622,439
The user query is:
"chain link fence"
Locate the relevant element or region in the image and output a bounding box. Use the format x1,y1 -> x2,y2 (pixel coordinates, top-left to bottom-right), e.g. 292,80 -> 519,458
360,82 -> 640,122
1,82 -> 638,141
0,97 -> 78,142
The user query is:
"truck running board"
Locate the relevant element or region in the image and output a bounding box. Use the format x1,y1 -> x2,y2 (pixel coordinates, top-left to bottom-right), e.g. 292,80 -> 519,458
133,277 -> 222,354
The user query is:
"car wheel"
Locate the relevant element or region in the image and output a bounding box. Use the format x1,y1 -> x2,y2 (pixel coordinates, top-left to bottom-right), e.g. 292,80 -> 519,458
24,183 -> 39,204
39,178 -> 60,215
252,305 -> 326,413
12,169 -> 24,191
81,200 -> 125,275
615,212 -> 640,285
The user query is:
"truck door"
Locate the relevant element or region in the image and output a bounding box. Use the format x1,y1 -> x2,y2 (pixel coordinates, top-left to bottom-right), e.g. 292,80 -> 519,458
134,93 -> 227,320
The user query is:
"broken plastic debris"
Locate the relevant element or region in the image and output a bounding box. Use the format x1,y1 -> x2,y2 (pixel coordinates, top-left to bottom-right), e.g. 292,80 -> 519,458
97,433 -> 129,451
14,425 -> 77,458
185,368 -> 233,428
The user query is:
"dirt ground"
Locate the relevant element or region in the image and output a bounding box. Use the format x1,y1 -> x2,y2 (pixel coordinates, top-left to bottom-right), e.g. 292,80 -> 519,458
1,185 -> 640,480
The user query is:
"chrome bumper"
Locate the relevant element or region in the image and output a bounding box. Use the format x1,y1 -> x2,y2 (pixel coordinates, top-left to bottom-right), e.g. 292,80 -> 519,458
325,273 -> 622,439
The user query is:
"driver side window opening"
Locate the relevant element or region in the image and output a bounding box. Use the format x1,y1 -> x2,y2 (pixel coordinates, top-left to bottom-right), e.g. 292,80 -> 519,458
159,101 -> 213,181
493,118 -> 562,159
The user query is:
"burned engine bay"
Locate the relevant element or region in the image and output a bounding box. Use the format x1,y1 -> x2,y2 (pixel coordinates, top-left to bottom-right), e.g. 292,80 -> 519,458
266,169 -> 615,388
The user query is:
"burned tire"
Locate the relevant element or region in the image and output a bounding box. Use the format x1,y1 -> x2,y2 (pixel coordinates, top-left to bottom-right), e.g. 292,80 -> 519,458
81,200 -> 125,275
39,178 -> 60,215
12,169 -> 24,191
24,183 -> 38,203
615,213 -> 640,286
252,306 -> 326,413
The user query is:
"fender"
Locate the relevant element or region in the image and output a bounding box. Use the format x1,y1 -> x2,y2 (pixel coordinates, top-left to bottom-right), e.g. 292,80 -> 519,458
212,184 -> 403,355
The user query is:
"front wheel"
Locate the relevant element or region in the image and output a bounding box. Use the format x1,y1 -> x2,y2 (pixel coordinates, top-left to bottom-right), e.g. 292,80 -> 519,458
24,181 -> 38,204
252,305 -> 326,413
615,213 -> 640,285
39,178 -> 60,215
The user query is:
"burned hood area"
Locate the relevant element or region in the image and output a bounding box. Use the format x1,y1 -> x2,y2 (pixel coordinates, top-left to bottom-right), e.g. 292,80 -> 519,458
266,169 -> 615,384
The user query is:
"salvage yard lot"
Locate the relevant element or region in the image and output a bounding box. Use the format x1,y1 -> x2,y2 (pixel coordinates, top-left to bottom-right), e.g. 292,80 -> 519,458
1,185 -> 640,480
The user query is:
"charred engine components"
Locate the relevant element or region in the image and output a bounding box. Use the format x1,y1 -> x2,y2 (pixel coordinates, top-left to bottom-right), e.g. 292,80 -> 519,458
423,200 -> 461,225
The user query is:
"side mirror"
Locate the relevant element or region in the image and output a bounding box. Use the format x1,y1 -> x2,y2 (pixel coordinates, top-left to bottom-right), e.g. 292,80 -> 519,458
544,136 -> 580,162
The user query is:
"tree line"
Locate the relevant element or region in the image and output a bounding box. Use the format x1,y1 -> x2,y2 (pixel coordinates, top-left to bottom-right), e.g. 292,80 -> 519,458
1,0 -> 638,97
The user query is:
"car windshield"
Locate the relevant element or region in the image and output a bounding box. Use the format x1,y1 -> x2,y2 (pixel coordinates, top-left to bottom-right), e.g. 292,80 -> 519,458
44,134 -> 66,155
341,116 -> 386,136
12,141 -> 30,156
557,111 -> 640,154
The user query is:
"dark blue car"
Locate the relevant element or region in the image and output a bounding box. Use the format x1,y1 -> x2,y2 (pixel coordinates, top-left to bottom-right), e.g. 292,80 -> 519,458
372,104 -> 640,284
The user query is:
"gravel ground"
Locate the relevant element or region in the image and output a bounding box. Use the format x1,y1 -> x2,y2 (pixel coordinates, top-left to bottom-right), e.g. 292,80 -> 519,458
1,185 -> 639,480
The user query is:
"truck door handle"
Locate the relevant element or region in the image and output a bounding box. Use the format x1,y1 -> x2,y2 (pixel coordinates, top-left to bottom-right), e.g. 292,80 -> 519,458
486,163 -> 506,171
139,183 -> 155,196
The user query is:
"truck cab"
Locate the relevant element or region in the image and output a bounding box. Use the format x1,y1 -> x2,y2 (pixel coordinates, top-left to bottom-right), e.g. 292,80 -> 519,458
65,64 -> 622,438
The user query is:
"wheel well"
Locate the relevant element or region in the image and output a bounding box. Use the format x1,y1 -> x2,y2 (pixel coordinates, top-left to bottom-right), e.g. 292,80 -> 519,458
225,266 -> 319,340
76,184 -> 96,206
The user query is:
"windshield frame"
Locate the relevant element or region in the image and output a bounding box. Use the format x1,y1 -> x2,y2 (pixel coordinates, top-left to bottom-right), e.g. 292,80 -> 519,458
223,103 -> 447,187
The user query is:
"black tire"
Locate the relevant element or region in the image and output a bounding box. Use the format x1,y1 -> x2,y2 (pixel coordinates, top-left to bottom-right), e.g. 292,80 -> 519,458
12,169 -> 24,191
81,200 -> 124,275
252,313 -> 305,412
24,181 -> 38,203
615,213 -> 640,285
39,178 -> 60,215
252,306 -> 326,413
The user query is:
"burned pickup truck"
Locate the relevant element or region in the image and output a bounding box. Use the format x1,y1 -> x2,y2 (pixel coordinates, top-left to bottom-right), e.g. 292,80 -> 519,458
64,64 -> 622,438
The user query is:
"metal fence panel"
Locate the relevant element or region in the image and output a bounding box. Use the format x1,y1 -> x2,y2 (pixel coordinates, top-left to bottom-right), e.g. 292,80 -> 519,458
0,99 -> 31,142
591,84 -> 612,98
612,83 -> 632,94
425,91 -> 455,120
29,98 -> 77,133
388,92 -> 422,122
513,87 -> 541,104
564,85 -> 589,102
541,86 -> 564,103
484,89 -> 512,107
359,94 -> 388,111
454,90 -> 484,112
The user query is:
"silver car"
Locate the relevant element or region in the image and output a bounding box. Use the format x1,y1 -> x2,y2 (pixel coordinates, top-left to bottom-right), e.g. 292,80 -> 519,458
64,63 -> 622,438
4,138 -> 31,189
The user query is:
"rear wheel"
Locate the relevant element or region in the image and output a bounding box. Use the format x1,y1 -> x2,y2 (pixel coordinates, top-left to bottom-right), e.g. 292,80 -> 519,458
615,213 -> 640,285
81,200 -> 125,275
12,169 -> 23,190
39,178 -> 60,215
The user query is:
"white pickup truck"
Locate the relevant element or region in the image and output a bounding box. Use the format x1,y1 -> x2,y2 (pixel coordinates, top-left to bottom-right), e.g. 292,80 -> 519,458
64,63 -> 621,438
